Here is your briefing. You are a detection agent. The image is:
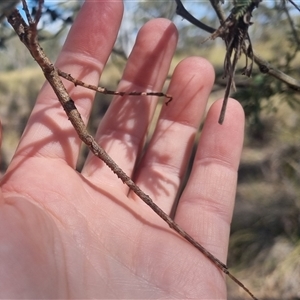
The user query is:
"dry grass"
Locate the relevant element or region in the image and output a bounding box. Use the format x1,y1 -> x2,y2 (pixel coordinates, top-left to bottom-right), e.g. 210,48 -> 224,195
227,99 -> 300,298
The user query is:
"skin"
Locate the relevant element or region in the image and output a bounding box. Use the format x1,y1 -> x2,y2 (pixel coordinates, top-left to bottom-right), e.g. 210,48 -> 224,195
0,0 -> 245,298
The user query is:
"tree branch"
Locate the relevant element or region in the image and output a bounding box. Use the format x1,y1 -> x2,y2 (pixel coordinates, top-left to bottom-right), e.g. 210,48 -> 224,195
174,0 -> 300,91
253,52 -> 300,91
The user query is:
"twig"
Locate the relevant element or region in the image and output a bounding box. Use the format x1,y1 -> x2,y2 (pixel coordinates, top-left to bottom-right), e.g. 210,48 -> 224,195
253,52 -> 300,90
174,0 -> 215,34
57,69 -> 173,105
288,0 -> 300,11
209,0 -> 226,23
284,2 -> 300,46
282,0 -> 300,60
7,3 -> 258,300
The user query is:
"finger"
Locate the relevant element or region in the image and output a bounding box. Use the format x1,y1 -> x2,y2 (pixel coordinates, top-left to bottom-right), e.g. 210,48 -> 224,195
81,19 -> 178,191
174,99 -> 245,263
9,1 -> 123,168
128,57 -> 215,213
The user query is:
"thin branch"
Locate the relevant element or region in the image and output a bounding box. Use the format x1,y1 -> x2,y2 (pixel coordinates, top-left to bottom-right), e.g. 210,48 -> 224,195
288,0 -> 300,11
7,3 -> 258,300
282,0 -> 300,56
209,0 -> 226,23
21,0 -> 33,24
174,0 -> 215,33
57,70 -> 173,105
34,0 -> 44,24
253,52 -> 300,90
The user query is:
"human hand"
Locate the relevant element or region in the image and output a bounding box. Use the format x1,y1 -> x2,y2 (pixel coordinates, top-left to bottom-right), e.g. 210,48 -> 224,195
0,1 -> 244,298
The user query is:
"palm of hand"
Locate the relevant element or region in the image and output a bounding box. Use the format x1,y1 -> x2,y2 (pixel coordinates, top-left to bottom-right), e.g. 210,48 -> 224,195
2,158 -> 224,298
0,1 -> 244,299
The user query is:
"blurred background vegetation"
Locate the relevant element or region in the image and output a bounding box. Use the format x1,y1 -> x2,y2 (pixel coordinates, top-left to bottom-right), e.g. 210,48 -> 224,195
1,1 -> 300,299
